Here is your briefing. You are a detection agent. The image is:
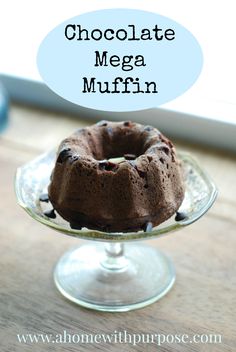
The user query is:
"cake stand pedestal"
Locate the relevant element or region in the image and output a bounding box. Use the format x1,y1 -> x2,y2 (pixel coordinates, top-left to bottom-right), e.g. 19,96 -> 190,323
54,242 -> 175,312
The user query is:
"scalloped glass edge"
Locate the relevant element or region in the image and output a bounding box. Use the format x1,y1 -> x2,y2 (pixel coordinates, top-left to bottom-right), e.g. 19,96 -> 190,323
15,151 -> 217,242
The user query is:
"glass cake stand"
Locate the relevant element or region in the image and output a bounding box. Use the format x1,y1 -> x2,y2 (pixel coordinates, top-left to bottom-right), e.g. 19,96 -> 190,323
15,151 -> 217,312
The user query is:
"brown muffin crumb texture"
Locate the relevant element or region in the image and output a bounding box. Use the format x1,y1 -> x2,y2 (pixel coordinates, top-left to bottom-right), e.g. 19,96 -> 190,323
48,121 -> 185,232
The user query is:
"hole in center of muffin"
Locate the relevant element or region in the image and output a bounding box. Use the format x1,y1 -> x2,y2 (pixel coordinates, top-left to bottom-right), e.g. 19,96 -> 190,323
97,130 -> 146,160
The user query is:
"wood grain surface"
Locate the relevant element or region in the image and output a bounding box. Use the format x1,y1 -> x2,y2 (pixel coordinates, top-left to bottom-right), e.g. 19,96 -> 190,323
0,104 -> 235,352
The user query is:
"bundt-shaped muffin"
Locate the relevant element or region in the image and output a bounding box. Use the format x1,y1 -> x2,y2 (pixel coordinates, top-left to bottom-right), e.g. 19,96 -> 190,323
48,121 -> 185,232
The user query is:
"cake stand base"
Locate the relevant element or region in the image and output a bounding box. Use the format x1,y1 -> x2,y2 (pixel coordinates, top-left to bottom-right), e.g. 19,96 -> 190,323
54,242 -> 175,312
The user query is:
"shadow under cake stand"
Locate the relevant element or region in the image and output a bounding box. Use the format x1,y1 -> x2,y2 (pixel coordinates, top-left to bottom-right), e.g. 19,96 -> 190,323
15,151 -> 217,312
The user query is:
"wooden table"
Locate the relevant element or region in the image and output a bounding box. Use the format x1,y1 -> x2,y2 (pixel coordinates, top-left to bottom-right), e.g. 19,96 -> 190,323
1,104 -> 235,351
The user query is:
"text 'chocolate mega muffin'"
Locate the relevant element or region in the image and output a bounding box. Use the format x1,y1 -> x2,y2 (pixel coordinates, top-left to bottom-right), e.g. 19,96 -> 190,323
48,121 -> 185,232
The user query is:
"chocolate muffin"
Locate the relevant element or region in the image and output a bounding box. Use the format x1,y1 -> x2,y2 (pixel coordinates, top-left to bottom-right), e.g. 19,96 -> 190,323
48,121 -> 185,232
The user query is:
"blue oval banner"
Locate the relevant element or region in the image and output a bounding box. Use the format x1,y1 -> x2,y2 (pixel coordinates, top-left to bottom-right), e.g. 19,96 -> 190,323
37,9 -> 203,112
